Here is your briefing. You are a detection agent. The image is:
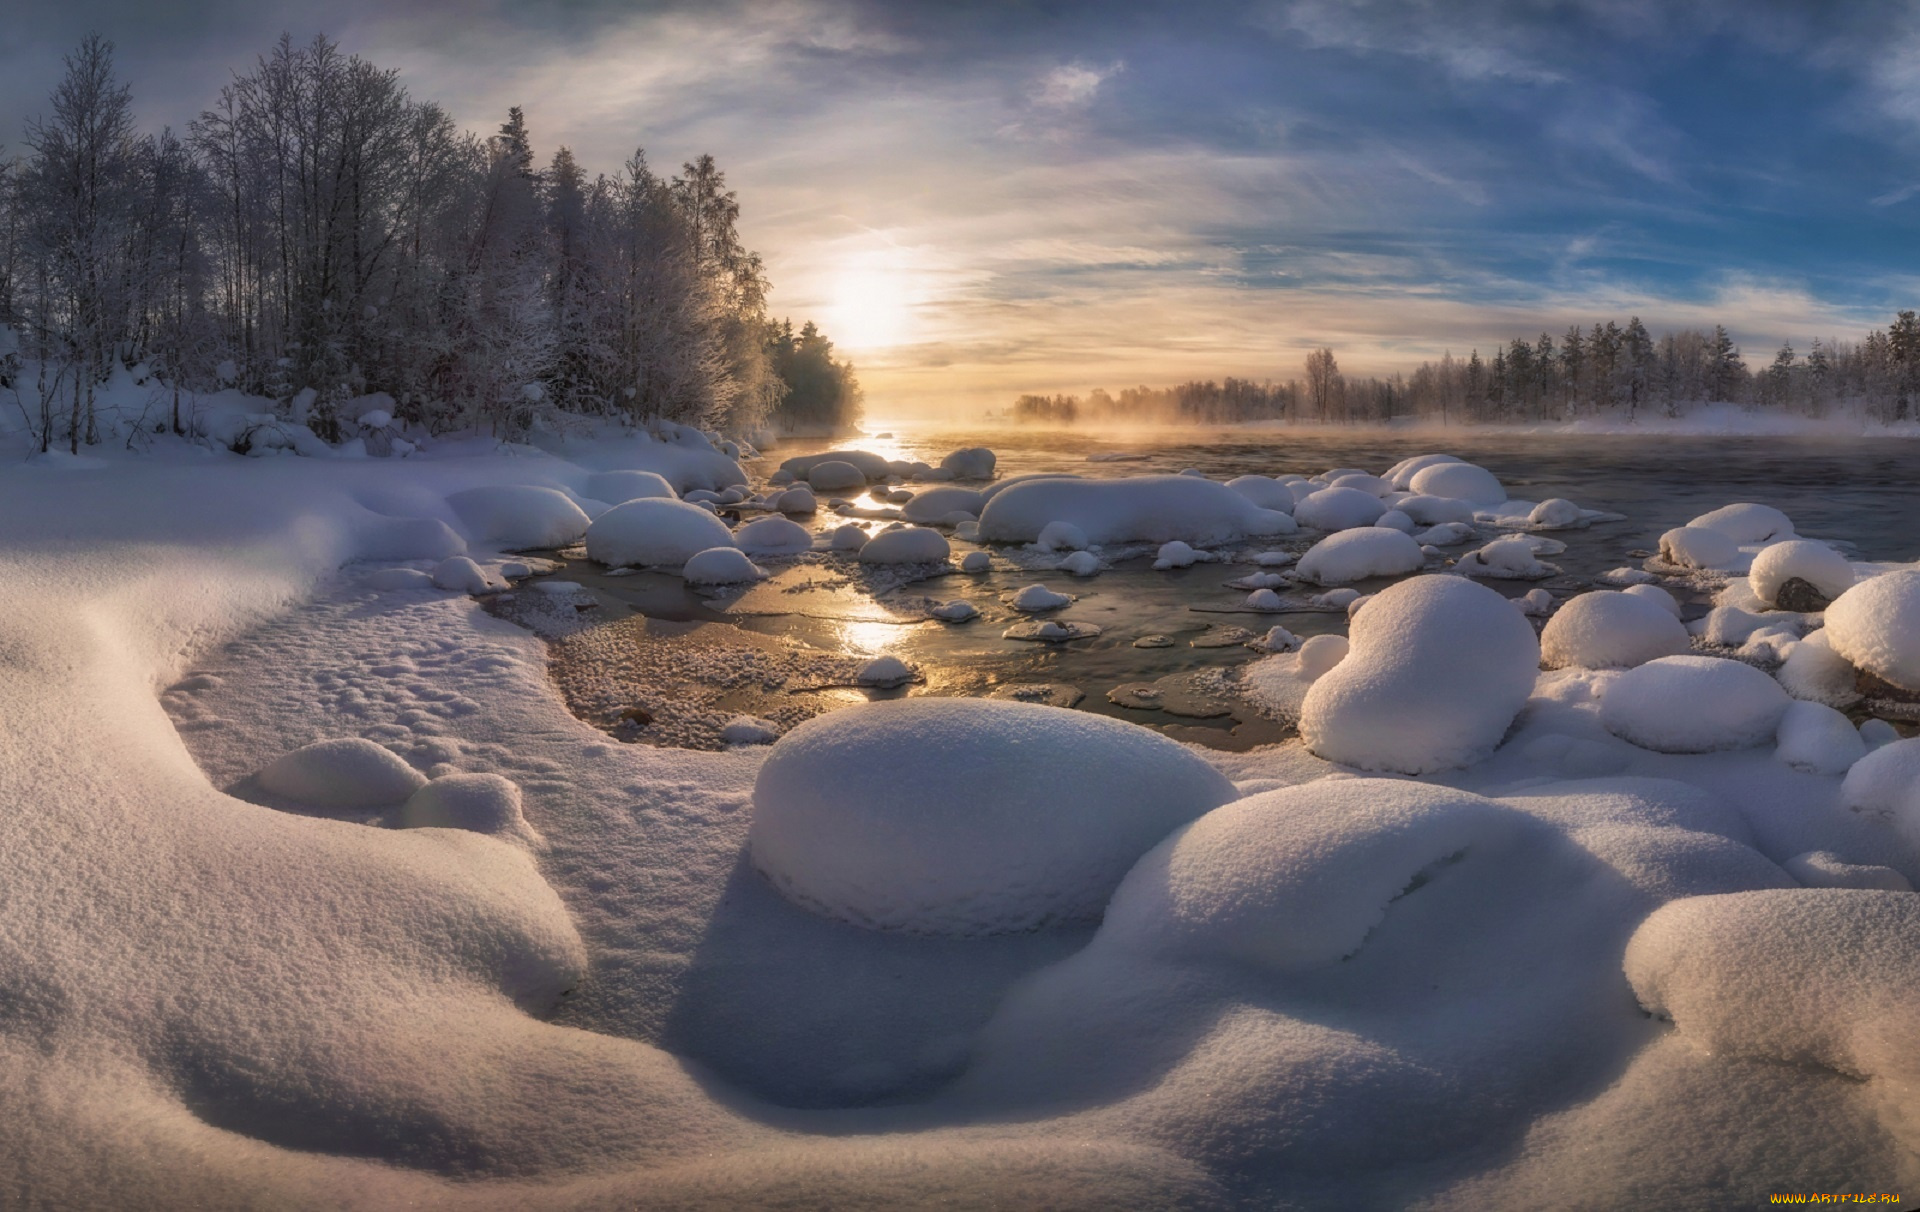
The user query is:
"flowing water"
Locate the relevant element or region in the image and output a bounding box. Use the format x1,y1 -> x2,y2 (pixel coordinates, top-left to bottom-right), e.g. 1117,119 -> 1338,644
529,426 -> 1920,751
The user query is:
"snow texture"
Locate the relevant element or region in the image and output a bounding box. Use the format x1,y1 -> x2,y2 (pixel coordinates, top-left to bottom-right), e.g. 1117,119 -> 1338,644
1601,656 -> 1791,753
1688,502 -> 1796,544
1540,591 -> 1692,670
1295,528 -> 1425,585
857,527 -> 951,564
733,515 -> 814,556
1747,540 -> 1854,608
683,547 -> 767,585
1773,700 -> 1868,775
585,497 -> 737,568
1292,485 -> 1387,531
446,486 -> 592,550
1825,570 -> 1920,691
1408,461 -> 1506,506
584,469 -> 679,504
258,737 -> 430,808
1657,525 -> 1740,571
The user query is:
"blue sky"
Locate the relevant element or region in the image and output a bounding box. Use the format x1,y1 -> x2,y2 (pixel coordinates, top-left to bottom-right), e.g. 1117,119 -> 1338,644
4,0 -> 1917,414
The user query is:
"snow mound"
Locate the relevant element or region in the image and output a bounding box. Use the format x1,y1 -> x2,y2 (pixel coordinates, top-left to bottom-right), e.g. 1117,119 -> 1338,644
858,527 -> 950,564
1626,891 -> 1920,1089
1773,700 -> 1867,775
771,485 -> 817,514
1036,520 -> 1089,551
446,485 -> 591,550
356,516 -> 467,561
1528,498 -> 1582,529
1292,486 -> 1387,531
1224,475 -> 1297,512
1747,539 -> 1853,610
431,556 -> 504,594
1153,541 -> 1199,570
748,699 -> 1236,935
960,551 -> 991,573
1101,779 -> 1531,970
780,450 -> 889,481
734,515 -> 814,555
583,469 -> 678,504
1060,551 -> 1101,577
683,547 -> 767,584
1657,526 -> 1740,571
1408,461 -> 1505,506
1783,851 -> 1912,891
932,600 -> 978,621
807,460 -> 868,491
902,487 -> 986,523
1384,452 -> 1463,489
366,567 -> 433,590
399,773 -> 536,842
585,498 -> 737,568
1329,472 -> 1393,496
1600,656 -> 1789,753
855,655 -> 915,688
827,523 -> 869,551
941,447 -> 996,479
1396,494 -> 1476,526
1295,528 -> 1424,585
1824,570 -> 1920,691
1621,583 -> 1681,616
1540,591 -> 1691,670
258,737 -> 428,809
1456,535 -> 1552,579
1839,737 -> 1920,814
1300,575 -> 1540,774
977,475 -> 1295,545
720,716 -> 780,745
1010,584 -> 1073,611
1688,502 -> 1795,544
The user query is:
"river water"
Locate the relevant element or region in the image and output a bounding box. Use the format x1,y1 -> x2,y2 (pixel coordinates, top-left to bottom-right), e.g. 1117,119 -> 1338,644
533,426 -> 1920,751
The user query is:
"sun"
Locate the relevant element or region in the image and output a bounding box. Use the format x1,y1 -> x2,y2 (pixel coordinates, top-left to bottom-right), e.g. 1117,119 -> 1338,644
826,266 -> 914,352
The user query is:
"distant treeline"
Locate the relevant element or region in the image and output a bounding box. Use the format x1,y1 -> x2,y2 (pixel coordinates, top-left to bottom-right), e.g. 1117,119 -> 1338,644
1014,313 -> 1920,426
0,34 -> 861,454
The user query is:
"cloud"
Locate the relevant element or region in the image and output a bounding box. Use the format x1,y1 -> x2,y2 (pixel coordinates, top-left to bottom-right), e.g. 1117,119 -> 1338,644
1031,59 -> 1125,108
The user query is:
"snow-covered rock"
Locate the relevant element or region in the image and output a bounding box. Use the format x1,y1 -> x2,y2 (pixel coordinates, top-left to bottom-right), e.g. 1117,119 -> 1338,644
399,773 -> 535,842
960,551 -> 991,573
1748,540 -> 1853,611
258,738 -> 427,809
1329,472 -> 1393,497
585,498 -> 737,567
1621,583 -> 1681,616
1153,541 -> 1200,570
940,447 -> 996,479
1823,571 -> 1920,692
1373,510 -> 1414,533
978,475 -> 1295,545
1782,851 -> 1912,892
1688,502 -> 1795,544
827,523 -> 869,551
857,527 -> 951,564
1657,526 -> 1740,571
1408,461 -> 1505,506
1224,475 -> 1297,512
931,600 -> 978,622
771,485 -> 818,514
808,460 -> 868,492
720,716 -> 780,745
1600,656 -> 1790,753
583,469 -> 678,505
780,450 -> 890,481
1384,452 -> 1463,490
1540,591 -> 1692,670
733,515 -> 814,556
1036,521 -> 1089,552
1295,528 -> 1424,585
1300,575 -> 1540,774
747,699 -> 1236,935
1528,498 -> 1582,529
1060,551 -> 1101,577
446,486 -> 592,550
1010,584 -> 1072,611
1456,535 -> 1552,579
431,556 -> 504,594
902,487 -> 986,524
1396,494 -> 1476,526
1292,486 -> 1387,531
683,547 -> 767,584
1773,700 -> 1868,775
855,656 -> 915,688
1777,630 -> 1861,706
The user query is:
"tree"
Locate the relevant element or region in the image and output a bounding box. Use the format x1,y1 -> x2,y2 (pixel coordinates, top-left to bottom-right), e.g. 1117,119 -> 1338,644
1304,347 -> 1340,422
767,318 -> 861,434
1707,325 -> 1744,402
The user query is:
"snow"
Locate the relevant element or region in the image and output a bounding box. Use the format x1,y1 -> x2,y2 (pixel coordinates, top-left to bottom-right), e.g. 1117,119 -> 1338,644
960,551 -> 992,573
1295,527 -> 1425,585
1384,452 -> 1462,489
720,716 -> 781,745
940,447 -> 997,478
1036,520 -> 1089,551
855,655 -> 916,688
780,449 -> 890,481
584,469 -> 679,504
1773,700 -> 1868,775
584,497 -> 737,567
1224,475 -> 1297,512
430,555 -> 504,593
1688,502 -> 1796,544
1060,551 -> 1102,577
1153,541 -> 1200,569
683,547 -> 767,584
1298,633 -> 1349,679
1329,472 -> 1393,496
1408,460 -> 1506,505
733,515 -> 814,555
902,486 -> 986,523
1299,575 -> 1540,774
1529,498 -> 1582,528
932,600 -> 979,621
746,699 -> 1235,935
1010,584 -> 1073,611
1413,521 -> 1476,546
807,460 -> 868,491
1540,591 -> 1692,669
1374,509 -> 1414,533
1748,539 -> 1854,609
978,475 -> 1296,545
1600,656 -> 1791,753
771,485 -> 818,514
828,523 -> 869,551
1292,485 -> 1387,530
1657,525 -> 1740,571
1783,851 -> 1913,891
445,485 -> 592,550
258,737 -> 429,808
398,772 -> 538,843
1397,494 -> 1477,525
1838,737 -> 1920,814
1456,535 -> 1553,579
1621,582 -> 1681,616
857,527 -> 951,564
1824,570 -> 1920,691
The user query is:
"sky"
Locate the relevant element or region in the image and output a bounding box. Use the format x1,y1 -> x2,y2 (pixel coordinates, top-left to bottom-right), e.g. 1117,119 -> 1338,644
5,0 -> 1919,417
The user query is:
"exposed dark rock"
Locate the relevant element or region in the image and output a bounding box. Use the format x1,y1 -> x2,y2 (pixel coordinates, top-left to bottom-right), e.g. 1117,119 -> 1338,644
1773,576 -> 1831,613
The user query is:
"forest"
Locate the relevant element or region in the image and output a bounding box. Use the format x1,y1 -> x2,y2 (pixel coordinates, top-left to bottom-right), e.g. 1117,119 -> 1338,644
1014,314 -> 1920,427
0,34 -> 862,454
